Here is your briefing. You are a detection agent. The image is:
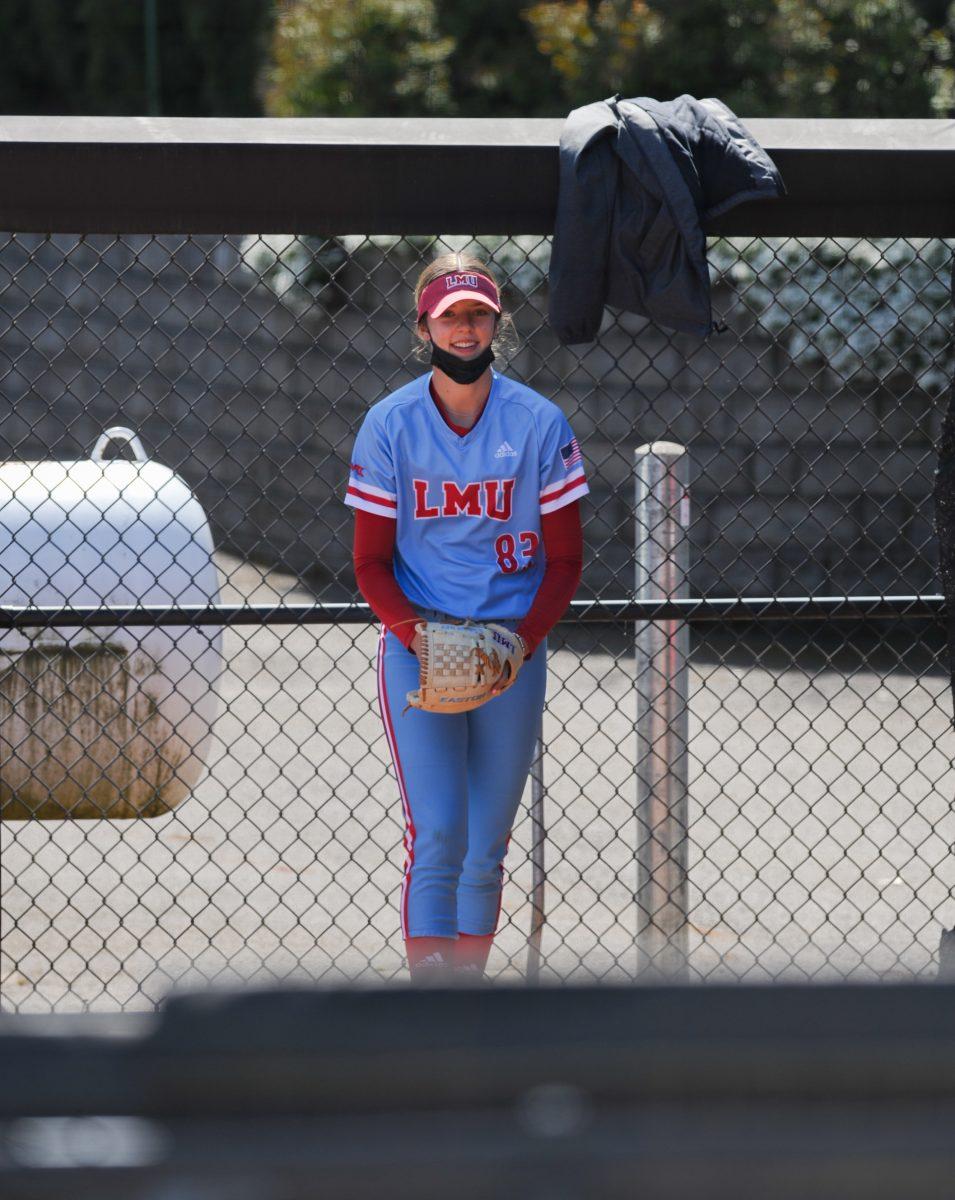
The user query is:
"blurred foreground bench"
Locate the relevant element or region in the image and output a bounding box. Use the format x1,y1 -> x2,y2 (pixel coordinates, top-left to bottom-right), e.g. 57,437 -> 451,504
2,983 -> 955,1199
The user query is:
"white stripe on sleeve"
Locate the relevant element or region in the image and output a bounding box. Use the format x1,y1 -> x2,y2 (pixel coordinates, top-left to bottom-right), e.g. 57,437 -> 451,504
540,478 -> 589,515
345,491 -> 399,519
540,464 -> 586,502
350,480 -> 397,503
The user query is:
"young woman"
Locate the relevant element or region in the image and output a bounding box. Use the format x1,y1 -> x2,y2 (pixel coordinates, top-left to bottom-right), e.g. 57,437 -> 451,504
345,252 -> 587,980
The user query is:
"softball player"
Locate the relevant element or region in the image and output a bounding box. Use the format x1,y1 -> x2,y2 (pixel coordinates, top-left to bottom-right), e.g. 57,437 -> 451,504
345,253 -> 587,979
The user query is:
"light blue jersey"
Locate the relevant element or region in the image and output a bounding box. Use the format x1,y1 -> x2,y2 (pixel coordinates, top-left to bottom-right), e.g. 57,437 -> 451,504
345,371 -> 588,620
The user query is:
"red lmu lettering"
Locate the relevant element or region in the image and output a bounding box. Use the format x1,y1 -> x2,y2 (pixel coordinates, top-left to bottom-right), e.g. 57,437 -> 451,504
442,481 -> 483,517
413,477 -> 515,520
413,479 -> 439,519
484,478 -> 515,521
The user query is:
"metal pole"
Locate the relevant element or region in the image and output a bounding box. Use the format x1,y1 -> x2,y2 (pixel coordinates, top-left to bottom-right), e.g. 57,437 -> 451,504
634,442 -> 690,980
144,0 -> 161,117
526,718 -> 545,983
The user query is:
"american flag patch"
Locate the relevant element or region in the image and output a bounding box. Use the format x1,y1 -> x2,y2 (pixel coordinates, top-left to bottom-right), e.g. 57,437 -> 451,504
560,438 -> 582,469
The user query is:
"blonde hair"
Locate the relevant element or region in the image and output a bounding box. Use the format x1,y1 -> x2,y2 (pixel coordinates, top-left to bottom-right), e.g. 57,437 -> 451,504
413,251 -> 516,358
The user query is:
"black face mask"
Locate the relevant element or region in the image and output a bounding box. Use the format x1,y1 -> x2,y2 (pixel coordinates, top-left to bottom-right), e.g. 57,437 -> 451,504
430,342 -> 494,385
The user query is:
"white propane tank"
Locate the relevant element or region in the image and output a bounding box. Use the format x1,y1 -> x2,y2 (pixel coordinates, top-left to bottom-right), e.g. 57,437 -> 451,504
0,428 -> 223,820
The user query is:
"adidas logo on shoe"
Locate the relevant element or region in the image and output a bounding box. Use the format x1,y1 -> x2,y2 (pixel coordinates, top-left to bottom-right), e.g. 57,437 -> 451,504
495,441 -> 517,458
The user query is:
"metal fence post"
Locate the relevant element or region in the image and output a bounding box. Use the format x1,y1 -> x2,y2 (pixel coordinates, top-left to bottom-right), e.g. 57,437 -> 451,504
526,718 -> 546,983
635,442 -> 690,980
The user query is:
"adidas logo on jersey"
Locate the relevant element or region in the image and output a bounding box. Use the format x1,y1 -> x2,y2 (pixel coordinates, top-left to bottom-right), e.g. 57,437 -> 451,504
495,441 -> 517,458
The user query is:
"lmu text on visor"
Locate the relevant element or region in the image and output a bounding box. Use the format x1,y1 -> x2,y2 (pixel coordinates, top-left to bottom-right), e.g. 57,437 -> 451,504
418,273 -> 501,320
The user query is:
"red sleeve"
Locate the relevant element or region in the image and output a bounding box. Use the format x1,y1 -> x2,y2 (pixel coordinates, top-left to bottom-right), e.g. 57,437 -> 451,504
517,501 -> 583,659
352,509 -> 420,650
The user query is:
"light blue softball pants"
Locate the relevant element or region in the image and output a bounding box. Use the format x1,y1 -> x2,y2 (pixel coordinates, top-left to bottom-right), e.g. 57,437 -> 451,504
376,625 -> 547,939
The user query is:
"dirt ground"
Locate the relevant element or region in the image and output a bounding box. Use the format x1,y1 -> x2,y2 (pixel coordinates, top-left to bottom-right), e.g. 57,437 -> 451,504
3,555 -> 954,1011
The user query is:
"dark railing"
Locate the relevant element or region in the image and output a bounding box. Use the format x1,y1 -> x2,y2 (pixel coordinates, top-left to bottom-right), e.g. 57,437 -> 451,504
0,116 -> 953,235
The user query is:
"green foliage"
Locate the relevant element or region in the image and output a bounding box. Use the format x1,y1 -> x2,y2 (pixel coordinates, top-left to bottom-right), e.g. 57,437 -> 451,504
3,0 -> 953,120
0,0 -> 274,115
523,0 -> 953,117
0,0 -> 81,115
267,0 -> 565,117
433,1 -> 566,116
268,0 -> 454,117
769,0 -> 947,117
165,1 -> 276,117
267,0 -> 955,118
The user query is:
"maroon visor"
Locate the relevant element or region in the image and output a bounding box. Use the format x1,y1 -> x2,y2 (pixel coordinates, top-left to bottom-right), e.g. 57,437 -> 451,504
417,272 -> 501,321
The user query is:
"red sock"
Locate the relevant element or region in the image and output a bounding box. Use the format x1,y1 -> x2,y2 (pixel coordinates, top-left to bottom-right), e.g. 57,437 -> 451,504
405,936 -> 456,979
455,933 -> 494,975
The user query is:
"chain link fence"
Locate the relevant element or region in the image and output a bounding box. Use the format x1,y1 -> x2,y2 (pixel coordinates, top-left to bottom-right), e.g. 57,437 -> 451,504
0,225 -> 952,1011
